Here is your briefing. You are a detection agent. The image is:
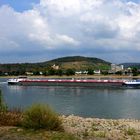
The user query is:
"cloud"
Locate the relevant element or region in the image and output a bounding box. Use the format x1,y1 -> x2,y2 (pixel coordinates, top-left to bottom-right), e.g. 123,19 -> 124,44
0,0 -> 140,63
55,34 -> 80,46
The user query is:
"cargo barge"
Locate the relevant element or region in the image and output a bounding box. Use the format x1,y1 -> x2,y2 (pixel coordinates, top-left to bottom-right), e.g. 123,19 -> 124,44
7,77 -> 125,88
7,77 -> 140,88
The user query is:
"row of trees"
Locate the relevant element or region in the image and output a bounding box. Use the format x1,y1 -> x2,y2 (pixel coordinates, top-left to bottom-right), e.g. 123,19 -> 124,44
0,67 -> 139,76
0,68 -> 95,76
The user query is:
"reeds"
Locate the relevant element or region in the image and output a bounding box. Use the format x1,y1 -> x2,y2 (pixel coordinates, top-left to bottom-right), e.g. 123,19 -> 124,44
0,90 -> 8,113
0,89 -> 63,131
0,111 -> 22,126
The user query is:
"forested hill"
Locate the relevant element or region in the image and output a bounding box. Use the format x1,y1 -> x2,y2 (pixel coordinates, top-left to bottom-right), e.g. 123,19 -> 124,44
42,56 -> 110,70
46,56 -> 109,64
0,56 -> 111,74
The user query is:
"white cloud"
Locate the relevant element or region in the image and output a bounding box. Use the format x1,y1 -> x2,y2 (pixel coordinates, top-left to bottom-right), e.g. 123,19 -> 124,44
55,34 -> 80,46
40,0 -> 81,15
0,0 -> 140,63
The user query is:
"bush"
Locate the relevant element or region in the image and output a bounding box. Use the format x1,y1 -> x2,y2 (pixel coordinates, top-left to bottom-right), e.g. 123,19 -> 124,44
0,90 -> 22,126
22,104 -> 63,130
125,127 -> 136,135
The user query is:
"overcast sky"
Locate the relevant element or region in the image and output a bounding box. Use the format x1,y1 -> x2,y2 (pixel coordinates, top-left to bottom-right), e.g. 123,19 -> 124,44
0,0 -> 140,63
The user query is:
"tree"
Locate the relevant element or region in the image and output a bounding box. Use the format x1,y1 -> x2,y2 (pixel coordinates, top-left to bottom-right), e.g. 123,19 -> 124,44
101,70 -> 109,75
47,68 -> 56,75
132,67 -> 139,76
65,69 -> 75,76
56,69 -> 63,76
115,71 -> 122,75
87,68 -> 94,75
42,71 -> 47,76
33,71 -> 40,75
0,71 -> 3,76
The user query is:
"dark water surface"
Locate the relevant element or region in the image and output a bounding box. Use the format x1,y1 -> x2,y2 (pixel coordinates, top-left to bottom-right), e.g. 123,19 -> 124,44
0,78 -> 140,119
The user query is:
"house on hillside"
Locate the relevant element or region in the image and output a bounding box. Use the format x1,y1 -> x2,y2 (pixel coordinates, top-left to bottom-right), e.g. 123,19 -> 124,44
51,64 -> 59,70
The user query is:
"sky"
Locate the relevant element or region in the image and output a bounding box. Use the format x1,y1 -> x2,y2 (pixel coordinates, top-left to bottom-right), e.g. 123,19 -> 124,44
0,0 -> 140,63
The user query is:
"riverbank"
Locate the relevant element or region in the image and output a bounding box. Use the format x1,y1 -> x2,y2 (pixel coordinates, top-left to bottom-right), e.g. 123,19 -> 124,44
61,115 -> 140,140
0,115 -> 140,140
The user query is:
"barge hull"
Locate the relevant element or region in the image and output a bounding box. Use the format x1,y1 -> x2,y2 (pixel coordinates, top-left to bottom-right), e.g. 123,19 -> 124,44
18,80 -> 124,87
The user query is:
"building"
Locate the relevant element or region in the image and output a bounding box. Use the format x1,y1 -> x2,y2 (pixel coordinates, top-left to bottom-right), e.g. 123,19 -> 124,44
94,70 -> 101,74
75,71 -> 88,75
51,64 -> 59,70
110,64 -> 124,73
25,72 -> 33,76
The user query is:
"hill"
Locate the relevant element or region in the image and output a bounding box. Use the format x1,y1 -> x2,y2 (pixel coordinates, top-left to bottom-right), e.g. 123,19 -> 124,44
0,56 -> 111,74
40,56 -> 111,70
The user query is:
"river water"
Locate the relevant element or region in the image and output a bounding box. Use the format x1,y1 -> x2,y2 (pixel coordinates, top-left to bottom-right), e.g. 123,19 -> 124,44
0,78 -> 140,119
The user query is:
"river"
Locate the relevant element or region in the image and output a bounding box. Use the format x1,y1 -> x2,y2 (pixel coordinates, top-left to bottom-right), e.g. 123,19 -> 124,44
0,78 -> 140,119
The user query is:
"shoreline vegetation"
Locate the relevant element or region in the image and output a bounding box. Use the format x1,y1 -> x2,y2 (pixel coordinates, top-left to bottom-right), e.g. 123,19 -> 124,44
1,84 -> 140,139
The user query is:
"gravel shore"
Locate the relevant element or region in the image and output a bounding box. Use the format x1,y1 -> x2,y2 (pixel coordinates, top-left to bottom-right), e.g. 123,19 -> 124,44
1,115 -> 140,140
61,115 -> 140,140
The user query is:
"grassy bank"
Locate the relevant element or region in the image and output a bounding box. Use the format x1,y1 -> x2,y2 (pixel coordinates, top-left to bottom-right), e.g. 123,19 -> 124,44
0,127 -> 78,140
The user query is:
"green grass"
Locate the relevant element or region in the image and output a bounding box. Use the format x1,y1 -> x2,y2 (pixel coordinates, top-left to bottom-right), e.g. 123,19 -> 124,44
0,127 -> 79,140
124,127 -> 136,136
95,131 -> 106,138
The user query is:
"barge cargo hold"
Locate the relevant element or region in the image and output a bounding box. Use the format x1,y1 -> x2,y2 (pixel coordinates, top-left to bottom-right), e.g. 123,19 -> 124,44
8,78 -> 124,87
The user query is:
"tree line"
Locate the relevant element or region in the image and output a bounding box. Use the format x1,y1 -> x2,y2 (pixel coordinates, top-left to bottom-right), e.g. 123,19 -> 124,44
0,68 -> 96,76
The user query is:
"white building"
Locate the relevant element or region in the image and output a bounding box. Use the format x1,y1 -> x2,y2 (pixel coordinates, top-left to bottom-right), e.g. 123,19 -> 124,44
111,64 -> 124,73
94,70 -> 101,74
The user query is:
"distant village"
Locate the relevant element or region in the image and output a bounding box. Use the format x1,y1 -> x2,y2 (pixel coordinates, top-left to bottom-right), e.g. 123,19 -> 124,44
20,64 -> 140,76
73,64 -> 139,76
1,63 -> 138,77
